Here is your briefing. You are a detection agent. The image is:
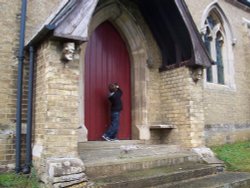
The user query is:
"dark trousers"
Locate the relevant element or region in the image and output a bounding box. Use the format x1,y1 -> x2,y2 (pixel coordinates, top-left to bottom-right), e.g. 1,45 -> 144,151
104,112 -> 120,139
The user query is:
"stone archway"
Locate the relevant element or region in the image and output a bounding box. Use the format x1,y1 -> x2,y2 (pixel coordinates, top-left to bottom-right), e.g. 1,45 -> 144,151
79,1 -> 150,140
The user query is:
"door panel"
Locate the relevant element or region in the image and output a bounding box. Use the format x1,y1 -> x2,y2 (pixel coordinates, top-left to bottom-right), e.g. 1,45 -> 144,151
85,21 -> 131,140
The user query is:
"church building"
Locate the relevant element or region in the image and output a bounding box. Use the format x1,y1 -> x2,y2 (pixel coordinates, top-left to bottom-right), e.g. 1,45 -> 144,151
0,0 -> 250,187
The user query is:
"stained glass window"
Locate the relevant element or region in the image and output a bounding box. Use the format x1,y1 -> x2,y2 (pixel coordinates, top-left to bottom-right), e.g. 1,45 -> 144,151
203,11 -> 225,85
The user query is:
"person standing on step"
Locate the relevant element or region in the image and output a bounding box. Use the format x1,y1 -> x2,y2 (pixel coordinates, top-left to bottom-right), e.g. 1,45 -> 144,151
102,83 -> 123,141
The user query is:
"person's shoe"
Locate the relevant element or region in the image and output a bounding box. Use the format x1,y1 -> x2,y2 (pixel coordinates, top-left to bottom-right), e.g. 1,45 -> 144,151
102,135 -> 111,141
110,138 -> 120,142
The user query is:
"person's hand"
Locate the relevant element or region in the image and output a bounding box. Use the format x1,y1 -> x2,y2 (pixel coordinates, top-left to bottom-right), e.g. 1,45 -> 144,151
114,83 -> 119,89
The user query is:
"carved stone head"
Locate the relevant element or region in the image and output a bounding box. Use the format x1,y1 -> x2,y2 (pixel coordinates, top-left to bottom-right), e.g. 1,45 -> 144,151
62,42 -> 75,61
191,67 -> 203,82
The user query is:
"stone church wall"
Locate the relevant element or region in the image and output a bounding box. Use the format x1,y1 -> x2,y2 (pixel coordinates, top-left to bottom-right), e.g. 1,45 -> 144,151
186,0 -> 250,145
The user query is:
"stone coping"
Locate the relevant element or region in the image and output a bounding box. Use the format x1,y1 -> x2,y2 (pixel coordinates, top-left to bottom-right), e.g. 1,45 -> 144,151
149,124 -> 177,129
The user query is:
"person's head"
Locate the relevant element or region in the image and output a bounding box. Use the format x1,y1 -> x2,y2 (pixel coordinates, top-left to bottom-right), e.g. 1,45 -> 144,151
108,83 -> 119,92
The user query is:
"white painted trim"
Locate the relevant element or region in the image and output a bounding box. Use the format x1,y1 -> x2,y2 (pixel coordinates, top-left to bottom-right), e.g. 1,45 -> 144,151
201,1 -> 236,45
242,17 -> 250,28
201,0 -> 218,27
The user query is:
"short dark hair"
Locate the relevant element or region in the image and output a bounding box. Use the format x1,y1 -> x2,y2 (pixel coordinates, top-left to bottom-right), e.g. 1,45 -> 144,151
108,83 -> 117,92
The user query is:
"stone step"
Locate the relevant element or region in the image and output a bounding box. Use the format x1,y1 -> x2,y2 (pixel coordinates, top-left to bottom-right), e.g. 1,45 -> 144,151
84,153 -> 201,178
155,172 -> 250,188
79,141 -> 188,165
89,162 -> 218,188
79,142 -> 250,188
80,145 -> 185,162
78,140 -> 147,150
79,141 -> 201,178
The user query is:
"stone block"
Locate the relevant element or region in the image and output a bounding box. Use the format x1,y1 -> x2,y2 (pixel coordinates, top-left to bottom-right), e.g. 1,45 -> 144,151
53,179 -> 87,188
192,147 -> 224,165
46,158 -> 85,178
52,172 -> 87,184
45,157 -> 87,187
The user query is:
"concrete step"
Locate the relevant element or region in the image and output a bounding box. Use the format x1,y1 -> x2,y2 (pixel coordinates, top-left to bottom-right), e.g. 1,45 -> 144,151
155,172 -> 250,188
89,162 -> 218,188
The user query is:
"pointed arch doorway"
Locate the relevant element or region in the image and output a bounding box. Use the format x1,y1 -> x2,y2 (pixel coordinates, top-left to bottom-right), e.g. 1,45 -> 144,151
84,21 -> 131,141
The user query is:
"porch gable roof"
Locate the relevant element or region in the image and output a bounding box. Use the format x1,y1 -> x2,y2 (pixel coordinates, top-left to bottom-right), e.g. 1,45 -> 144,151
26,0 -> 98,46
137,0 -> 212,68
26,0 -> 211,68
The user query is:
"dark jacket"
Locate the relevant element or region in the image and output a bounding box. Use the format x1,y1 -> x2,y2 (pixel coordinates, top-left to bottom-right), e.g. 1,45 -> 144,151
109,88 -> 123,112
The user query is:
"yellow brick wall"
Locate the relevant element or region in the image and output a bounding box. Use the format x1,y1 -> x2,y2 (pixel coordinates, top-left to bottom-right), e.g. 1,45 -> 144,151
0,0 -> 21,170
0,134 -> 26,171
32,40 -> 80,175
26,0 -> 62,43
0,0 -> 20,125
32,41 -> 47,174
160,67 -> 205,147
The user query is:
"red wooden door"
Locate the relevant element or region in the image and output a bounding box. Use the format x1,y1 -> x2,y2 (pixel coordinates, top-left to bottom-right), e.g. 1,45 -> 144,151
85,21 -> 131,141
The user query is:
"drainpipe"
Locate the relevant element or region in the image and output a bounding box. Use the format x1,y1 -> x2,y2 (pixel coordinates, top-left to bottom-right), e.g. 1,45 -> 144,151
15,0 -> 27,173
22,46 -> 34,174
16,0 -> 74,174
19,21 -> 56,176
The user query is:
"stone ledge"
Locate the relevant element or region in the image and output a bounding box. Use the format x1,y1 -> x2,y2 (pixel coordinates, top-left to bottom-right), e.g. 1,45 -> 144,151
149,124 -> 177,129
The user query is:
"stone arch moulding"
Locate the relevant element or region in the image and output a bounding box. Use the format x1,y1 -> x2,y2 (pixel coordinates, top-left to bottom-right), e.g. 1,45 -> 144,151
201,1 -> 236,45
79,1 -> 151,141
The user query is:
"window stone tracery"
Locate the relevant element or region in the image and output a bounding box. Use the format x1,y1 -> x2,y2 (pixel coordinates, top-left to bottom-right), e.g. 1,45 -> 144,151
201,3 -> 235,89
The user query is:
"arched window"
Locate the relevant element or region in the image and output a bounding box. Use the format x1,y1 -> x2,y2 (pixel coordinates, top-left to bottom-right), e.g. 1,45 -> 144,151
201,3 -> 235,89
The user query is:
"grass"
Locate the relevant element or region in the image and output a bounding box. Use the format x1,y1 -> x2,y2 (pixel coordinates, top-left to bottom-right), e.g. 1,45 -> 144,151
0,168 -> 40,188
211,140 -> 250,172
